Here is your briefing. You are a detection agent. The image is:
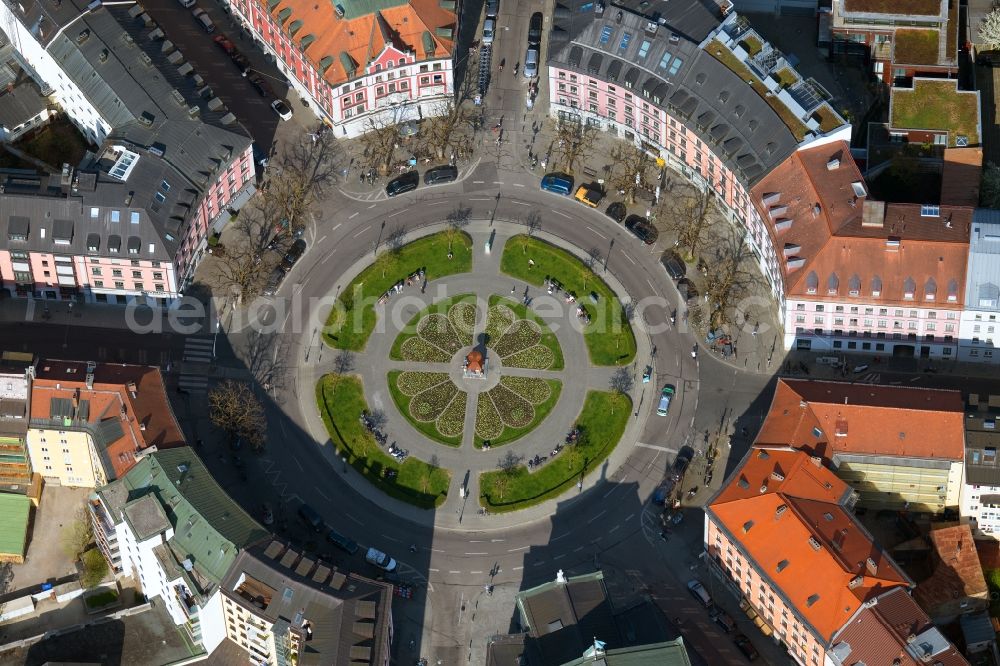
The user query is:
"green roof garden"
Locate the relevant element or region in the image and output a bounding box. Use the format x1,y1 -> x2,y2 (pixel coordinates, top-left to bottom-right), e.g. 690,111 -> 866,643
893,29 -> 940,65
843,0 -> 942,16
0,493 -> 30,562
891,79 -> 980,147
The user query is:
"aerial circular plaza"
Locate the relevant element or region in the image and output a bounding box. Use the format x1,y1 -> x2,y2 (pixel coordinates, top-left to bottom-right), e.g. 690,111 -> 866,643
315,228 -> 644,513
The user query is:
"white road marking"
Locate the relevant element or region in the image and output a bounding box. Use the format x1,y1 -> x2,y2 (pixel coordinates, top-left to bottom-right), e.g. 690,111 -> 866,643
429,201 -> 447,206
330,223 -> 342,231
553,553 -> 566,560
553,210 -> 570,219
636,442 -> 678,453
469,540 -> 484,543
610,524 -> 621,533
349,212 -> 359,219
352,225 -> 371,238
470,570 -> 483,574
431,548 -> 446,553
587,226 -> 606,239
465,552 -> 488,556
626,513 -> 636,522
512,566 -> 524,571
318,235 -> 327,244
511,200 -> 529,206
314,485 -> 329,500
623,251 -> 636,265
587,509 -> 606,524
551,532 -> 570,541
473,180 -> 485,184
429,568 -> 440,572
573,546 -> 585,552
490,538 -> 505,543
382,534 -> 402,543
603,485 -> 618,498
492,181 -> 504,185
387,209 -> 406,218
320,252 -> 335,264
470,197 -> 491,201
367,204 -> 376,209
449,570 -> 461,574
345,513 -> 363,525
647,278 -> 656,291
507,545 -> 529,552
513,183 -> 525,188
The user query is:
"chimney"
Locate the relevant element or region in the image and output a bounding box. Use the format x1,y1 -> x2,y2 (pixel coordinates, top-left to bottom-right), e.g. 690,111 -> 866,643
866,557 -> 878,575
826,157 -> 840,170
848,574 -> 864,589
774,504 -> 787,519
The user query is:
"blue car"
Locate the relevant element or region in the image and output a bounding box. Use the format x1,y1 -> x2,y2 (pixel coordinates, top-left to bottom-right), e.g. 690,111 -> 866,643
540,174 -> 573,195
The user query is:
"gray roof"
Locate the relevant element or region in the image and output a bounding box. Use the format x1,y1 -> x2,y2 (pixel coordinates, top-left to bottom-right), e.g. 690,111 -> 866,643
546,1 -> 798,184
966,209 -> 1000,313
959,611 -> 995,645
0,81 -> 48,130
121,493 -> 171,542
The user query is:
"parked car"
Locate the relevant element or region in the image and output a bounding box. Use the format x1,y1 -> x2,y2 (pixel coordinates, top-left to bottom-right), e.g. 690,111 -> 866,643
664,510 -> 684,525
365,547 -> 398,572
710,607 -> 737,633
852,363 -> 870,374
177,0 -> 196,7
660,251 -> 686,280
212,34 -> 235,53
624,215 -> 658,245
528,11 -> 543,46
386,170 -> 419,197
261,503 -> 274,526
486,0 -> 499,18
191,8 -> 215,32
676,277 -> 699,302
540,173 -> 573,195
651,480 -> 675,505
574,184 -> 603,207
327,529 -> 360,555
271,99 -> 293,121
297,503 -> 323,532
482,18 -> 496,45
605,201 -> 626,223
671,452 -> 690,481
656,384 -> 674,416
262,266 -> 286,296
524,46 -> 539,78
424,164 -> 458,185
733,634 -> 759,661
280,238 -> 307,271
687,579 -> 712,607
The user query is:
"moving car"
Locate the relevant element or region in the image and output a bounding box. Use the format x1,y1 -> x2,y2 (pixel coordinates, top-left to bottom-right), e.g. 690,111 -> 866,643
483,18 -> 496,45
540,174 -> 573,195
656,384 -> 674,416
524,47 -> 539,78
624,215 -> 658,245
605,201 -> 626,223
262,266 -> 286,296
297,503 -> 323,532
733,634 -> 759,661
424,164 -> 458,185
191,8 -> 215,32
671,452 -> 690,481
271,99 -> 293,121
386,170 -> 419,197
327,528 -> 360,555
280,238 -> 307,271
365,547 -> 398,572
660,251 -> 686,280
687,579 -> 712,607
486,0 -> 499,18
528,12 -> 543,46
574,184 -> 603,207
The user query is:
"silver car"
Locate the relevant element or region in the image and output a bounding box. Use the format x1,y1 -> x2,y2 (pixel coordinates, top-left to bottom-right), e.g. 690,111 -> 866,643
524,47 -> 539,78
483,18 -> 496,45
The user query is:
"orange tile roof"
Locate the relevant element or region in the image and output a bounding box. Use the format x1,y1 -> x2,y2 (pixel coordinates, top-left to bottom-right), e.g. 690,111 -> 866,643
32,360 -> 186,479
913,524 -> 989,614
708,447 -> 911,643
266,0 -> 455,87
751,141 -> 971,306
755,379 -> 965,461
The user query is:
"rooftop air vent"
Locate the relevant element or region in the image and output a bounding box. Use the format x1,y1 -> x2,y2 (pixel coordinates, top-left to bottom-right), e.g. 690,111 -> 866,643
775,504 -> 787,518
334,3 -> 344,16
808,537 -> 821,551
76,29 -> 90,44
776,559 -> 789,572
827,158 -> 840,170
806,594 -> 820,607
742,520 -> 754,533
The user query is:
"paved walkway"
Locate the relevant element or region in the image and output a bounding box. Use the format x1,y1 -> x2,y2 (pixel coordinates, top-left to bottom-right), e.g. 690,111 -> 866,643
296,220 -> 654,529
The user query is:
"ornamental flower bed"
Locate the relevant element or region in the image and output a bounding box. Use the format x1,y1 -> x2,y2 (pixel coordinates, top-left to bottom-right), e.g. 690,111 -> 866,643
499,376 -> 552,404
436,392 -> 468,438
417,314 -> 462,353
400,337 -> 451,362
409,381 -> 458,422
396,371 -> 449,396
475,393 -> 504,440
485,305 -> 515,342
448,302 -> 478,345
501,345 -> 555,370
494,320 -> 541,357
486,383 -> 534,428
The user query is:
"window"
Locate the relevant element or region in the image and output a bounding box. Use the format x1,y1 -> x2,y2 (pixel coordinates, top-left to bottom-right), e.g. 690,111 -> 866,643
668,58 -> 683,75
658,52 -> 672,70
154,191 -> 166,203
90,207 -> 99,218
110,210 -> 120,222
599,25 -> 613,45
130,212 -> 140,224
637,40 -> 651,58
618,32 -> 632,52
159,180 -> 171,192
112,269 -> 122,277
94,280 -> 104,288
115,281 -> 124,290
920,205 -> 940,217
92,267 -> 102,276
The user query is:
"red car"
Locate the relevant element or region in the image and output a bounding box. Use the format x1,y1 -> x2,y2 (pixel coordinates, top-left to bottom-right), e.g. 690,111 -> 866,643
212,34 -> 235,54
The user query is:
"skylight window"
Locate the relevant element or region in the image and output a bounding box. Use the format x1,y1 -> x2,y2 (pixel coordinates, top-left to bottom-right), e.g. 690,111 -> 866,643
130,211 -> 141,224
668,58 -> 683,75
637,40 -> 650,58
920,205 -> 940,217
658,52 -> 672,70
599,25 -> 613,45
618,32 -> 632,52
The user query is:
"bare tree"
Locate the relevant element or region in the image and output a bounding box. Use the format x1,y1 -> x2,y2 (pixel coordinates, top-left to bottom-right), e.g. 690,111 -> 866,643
270,131 -> 341,232
420,55 -> 479,160
521,211 -> 542,245
498,451 -> 522,473
333,350 -> 355,377
360,116 -> 403,176
444,206 -> 471,252
551,118 -> 597,174
704,227 -> 755,329
385,226 -> 407,254
208,380 -> 267,451
657,186 -> 718,261
61,507 -> 93,559
980,8 -> 1000,48
212,236 -> 269,305
586,247 -> 603,271
608,367 -> 633,414
607,143 -> 653,204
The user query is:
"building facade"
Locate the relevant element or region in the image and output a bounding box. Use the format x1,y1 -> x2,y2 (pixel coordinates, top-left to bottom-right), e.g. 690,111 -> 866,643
959,209 -> 1000,363
0,353 -> 36,495
0,0 -> 256,303
224,0 -> 456,137
90,447 -> 270,652
960,392 -> 1000,538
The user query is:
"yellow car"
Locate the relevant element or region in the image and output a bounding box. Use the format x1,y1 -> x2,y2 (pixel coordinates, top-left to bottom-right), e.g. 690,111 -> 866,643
574,185 -> 603,207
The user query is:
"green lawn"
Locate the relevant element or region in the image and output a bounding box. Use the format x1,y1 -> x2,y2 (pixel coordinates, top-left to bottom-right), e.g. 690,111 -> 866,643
890,79 -> 980,146
479,390 -> 630,512
474,379 -> 563,448
387,370 -> 464,446
488,295 -> 565,370
324,231 -> 473,351
893,29 -> 939,66
500,236 -> 636,366
389,292 -> 477,360
316,375 -> 451,508
775,68 -> 798,88
85,589 -> 119,609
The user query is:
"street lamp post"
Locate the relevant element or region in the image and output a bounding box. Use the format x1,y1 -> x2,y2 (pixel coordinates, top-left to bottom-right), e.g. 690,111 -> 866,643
342,456 -> 347,473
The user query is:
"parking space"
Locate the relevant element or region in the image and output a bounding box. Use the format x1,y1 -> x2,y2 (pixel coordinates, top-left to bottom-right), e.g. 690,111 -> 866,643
9,485 -> 90,593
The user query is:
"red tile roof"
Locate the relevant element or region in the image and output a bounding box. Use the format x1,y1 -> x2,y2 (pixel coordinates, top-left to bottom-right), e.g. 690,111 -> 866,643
32,360 -> 186,479
751,141 -> 971,307
830,587 -> 969,666
755,379 -> 965,461
708,447 -> 911,643
913,524 -> 989,614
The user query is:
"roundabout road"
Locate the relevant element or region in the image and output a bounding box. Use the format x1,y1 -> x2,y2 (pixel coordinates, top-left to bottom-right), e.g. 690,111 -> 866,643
225,159 -> 777,662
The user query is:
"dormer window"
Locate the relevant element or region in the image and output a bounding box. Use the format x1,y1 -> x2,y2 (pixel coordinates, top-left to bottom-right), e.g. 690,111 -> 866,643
903,277 -> 915,300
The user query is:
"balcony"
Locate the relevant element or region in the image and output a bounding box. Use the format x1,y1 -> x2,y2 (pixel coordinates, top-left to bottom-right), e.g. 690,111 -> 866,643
174,584 -> 199,619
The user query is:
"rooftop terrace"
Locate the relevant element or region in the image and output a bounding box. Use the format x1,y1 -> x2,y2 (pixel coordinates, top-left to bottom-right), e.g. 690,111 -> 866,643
890,78 -> 980,146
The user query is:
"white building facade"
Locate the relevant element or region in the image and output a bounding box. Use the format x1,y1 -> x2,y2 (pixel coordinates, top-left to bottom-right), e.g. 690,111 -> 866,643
959,210 -> 1000,364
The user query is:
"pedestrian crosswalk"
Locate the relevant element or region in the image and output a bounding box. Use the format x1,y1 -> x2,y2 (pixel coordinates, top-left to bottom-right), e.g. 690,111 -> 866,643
178,337 -> 213,395
856,372 -> 881,384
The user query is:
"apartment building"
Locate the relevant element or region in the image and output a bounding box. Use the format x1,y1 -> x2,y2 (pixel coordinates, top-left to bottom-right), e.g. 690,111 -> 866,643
831,0 -> 959,86
28,360 -> 185,488
0,0 -> 255,302
754,379 -> 965,512
960,392 -> 1000,538
705,445 -> 971,665
912,524 -> 989,622
546,4 -> 849,317
219,540 -> 393,665
0,353 -> 38,496
90,447 -> 270,652
959,209 -> 1000,363
224,0 -> 456,137
751,140 -> 972,357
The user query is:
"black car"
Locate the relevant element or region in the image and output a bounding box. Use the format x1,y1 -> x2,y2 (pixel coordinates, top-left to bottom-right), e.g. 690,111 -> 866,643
386,170 -> 419,197
677,277 -> 699,302
327,528 -> 360,555
280,238 -> 307,270
624,215 -> 659,245
262,266 -> 286,296
733,634 -> 759,661
424,164 -> 458,185
670,452 -> 690,481
528,11 -> 543,46
605,201 -> 626,223
660,251 -> 686,280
